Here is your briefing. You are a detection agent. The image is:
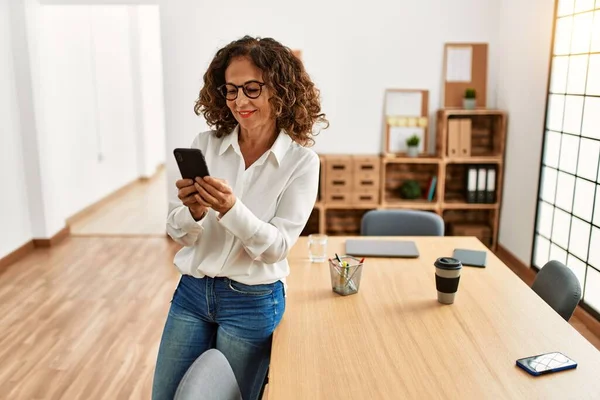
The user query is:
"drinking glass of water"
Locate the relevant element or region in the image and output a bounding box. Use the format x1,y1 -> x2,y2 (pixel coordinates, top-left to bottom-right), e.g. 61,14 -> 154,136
308,234 -> 328,263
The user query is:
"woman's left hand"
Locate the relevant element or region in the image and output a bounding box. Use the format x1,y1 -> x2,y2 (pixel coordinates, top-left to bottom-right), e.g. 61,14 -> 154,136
195,176 -> 236,215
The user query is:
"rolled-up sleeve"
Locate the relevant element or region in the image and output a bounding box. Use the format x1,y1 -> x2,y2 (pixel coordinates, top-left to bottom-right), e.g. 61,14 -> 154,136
218,153 -> 319,263
166,203 -> 208,246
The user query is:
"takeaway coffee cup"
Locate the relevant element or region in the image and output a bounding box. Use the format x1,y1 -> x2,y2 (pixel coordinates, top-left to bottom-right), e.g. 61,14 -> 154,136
434,257 -> 463,304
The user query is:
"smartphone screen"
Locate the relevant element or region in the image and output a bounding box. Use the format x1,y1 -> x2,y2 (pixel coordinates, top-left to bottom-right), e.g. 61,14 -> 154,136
516,352 -> 577,376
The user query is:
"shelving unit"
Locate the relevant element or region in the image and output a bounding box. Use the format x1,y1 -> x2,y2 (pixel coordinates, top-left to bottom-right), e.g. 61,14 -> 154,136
302,109 -> 507,250
437,109 -> 507,249
382,201 -> 439,210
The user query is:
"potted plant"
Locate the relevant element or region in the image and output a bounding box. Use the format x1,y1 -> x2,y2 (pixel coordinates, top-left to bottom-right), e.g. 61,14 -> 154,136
464,88 -> 476,109
406,134 -> 420,157
400,180 -> 422,200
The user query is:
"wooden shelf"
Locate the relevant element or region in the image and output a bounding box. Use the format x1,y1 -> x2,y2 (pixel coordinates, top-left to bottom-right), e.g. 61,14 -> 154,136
301,207 -> 321,236
383,156 -> 442,164
325,208 -> 370,236
444,156 -> 503,164
442,202 -> 499,210
310,108 -> 507,246
439,108 -> 507,116
382,201 -> 439,210
322,204 -> 379,210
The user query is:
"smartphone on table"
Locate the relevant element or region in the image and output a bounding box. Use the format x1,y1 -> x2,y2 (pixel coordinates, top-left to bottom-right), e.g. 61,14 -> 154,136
173,148 -> 210,181
516,352 -> 577,376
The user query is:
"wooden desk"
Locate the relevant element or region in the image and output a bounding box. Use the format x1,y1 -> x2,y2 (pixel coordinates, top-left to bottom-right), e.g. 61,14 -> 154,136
270,237 -> 600,399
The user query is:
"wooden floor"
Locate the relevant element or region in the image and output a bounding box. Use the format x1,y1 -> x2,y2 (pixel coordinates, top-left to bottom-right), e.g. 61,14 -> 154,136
69,168 -> 168,237
570,315 -> 600,350
0,236 -> 181,400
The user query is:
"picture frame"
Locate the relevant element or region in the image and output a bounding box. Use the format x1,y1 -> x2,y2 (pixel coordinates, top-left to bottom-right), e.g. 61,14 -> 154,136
383,89 -> 429,157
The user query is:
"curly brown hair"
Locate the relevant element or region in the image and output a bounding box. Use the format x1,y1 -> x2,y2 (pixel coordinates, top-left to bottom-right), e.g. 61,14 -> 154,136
194,36 -> 328,146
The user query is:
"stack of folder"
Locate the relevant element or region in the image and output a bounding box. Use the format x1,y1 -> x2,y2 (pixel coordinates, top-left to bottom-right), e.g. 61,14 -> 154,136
466,165 -> 496,203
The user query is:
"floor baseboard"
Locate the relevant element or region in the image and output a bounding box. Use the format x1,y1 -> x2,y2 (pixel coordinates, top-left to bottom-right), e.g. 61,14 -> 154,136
139,163 -> 165,182
66,180 -> 139,226
67,166 -> 165,226
32,225 -> 71,248
495,244 -> 536,285
574,305 -> 600,341
0,240 -> 35,270
2,167 -> 165,270
1,225 -> 71,270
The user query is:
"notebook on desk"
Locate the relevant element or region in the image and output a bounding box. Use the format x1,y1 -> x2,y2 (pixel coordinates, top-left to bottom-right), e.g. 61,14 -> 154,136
345,239 -> 420,258
452,248 -> 487,267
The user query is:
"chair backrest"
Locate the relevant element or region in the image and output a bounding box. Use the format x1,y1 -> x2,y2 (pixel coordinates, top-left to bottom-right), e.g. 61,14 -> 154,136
360,209 -> 444,236
531,260 -> 582,321
174,349 -> 242,400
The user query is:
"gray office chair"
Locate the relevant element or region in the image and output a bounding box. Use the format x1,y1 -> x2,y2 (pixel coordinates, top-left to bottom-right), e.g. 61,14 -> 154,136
361,209 -> 444,236
531,260 -> 582,321
174,349 -> 242,400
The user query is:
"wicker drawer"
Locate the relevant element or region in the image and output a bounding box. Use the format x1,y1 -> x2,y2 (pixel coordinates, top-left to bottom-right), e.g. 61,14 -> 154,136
324,188 -> 352,205
353,156 -> 380,174
351,189 -> 379,205
326,156 -> 353,176
326,175 -> 353,191
353,172 -> 379,190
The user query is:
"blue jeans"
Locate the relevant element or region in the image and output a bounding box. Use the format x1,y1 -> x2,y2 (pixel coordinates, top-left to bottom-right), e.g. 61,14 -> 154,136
152,275 -> 285,400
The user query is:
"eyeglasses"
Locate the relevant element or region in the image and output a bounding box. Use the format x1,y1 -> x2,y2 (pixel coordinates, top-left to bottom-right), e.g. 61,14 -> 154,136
217,80 -> 265,101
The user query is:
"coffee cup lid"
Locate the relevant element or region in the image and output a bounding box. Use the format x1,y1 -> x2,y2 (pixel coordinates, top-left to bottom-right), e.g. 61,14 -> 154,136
435,257 -> 462,270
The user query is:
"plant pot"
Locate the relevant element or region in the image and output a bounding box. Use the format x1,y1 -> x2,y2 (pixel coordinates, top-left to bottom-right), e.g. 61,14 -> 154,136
463,98 -> 476,110
407,146 -> 419,157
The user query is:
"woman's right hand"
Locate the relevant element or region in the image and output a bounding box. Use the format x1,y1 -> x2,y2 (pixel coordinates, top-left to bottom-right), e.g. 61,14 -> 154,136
176,179 -> 209,221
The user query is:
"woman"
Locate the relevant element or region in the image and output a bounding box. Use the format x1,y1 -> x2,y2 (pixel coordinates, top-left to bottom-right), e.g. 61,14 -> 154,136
152,36 -> 328,400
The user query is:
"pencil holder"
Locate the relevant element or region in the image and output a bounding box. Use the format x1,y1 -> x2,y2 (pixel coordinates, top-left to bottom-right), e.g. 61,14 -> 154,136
328,256 -> 364,296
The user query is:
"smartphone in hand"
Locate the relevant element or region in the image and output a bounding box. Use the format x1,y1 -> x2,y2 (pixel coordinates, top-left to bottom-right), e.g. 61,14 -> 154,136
173,148 -> 210,180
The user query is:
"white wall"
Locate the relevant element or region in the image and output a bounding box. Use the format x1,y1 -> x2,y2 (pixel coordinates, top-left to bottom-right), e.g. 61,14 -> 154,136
9,0 -> 62,239
37,5 -> 138,221
34,4 -> 165,221
159,0 -> 501,199
0,0 -> 33,257
495,0 -> 555,265
137,5 -> 166,175
1,2 -> 166,259
129,4 -> 166,178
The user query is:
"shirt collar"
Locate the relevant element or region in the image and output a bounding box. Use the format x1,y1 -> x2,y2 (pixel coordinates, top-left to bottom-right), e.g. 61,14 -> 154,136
268,129 -> 293,166
218,125 -> 292,167
218,125 -> 241,156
